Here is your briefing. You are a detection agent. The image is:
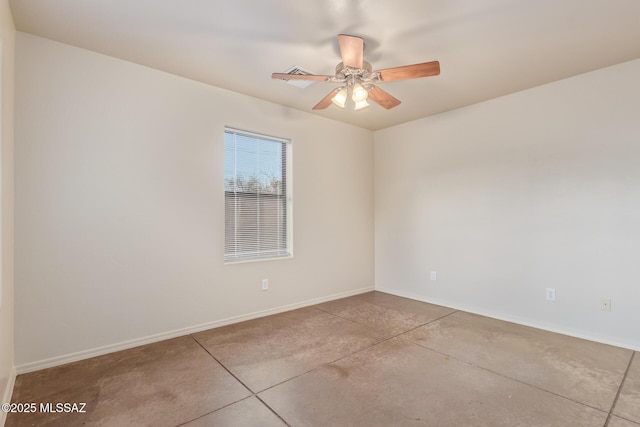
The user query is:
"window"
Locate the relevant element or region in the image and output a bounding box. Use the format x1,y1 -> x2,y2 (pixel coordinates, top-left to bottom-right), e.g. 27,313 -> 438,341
224,128 -> 292,262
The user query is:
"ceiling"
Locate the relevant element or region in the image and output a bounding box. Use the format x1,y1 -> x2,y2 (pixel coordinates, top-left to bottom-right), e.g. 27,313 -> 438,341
9,0 -> 640,131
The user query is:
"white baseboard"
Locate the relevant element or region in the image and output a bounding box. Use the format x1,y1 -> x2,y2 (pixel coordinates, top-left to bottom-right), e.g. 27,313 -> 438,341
1,366 -> 16,427
376,286 -> 640,352
16,286 -> 374,375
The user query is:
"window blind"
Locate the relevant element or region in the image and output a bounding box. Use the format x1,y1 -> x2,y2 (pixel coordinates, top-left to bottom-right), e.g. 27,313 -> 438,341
224,128 -> 290,262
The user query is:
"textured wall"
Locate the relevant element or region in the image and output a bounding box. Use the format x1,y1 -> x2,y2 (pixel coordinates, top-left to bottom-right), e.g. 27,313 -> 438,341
14,33 -> 374,369
375,59 -> 640,350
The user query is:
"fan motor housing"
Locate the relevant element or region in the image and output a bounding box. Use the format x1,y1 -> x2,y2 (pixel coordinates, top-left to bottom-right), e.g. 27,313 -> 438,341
336,61 -> 373,77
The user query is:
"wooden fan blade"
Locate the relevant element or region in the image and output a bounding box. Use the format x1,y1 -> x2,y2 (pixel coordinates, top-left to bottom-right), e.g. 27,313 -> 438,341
377,61 -> 440,82
272,73 -> 332,81
368,85 -> 401,109
312,89 -> 339,110
338,34 -> 364,69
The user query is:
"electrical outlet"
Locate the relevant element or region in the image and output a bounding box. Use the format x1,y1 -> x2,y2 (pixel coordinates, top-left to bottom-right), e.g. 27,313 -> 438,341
600,298 -> 611,312
545,288 -> 556,301
430,271 -> 437,281
261,279 -> 269,291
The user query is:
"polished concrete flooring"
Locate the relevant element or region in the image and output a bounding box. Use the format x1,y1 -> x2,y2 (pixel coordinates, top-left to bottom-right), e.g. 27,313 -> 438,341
7,291 -> 640,426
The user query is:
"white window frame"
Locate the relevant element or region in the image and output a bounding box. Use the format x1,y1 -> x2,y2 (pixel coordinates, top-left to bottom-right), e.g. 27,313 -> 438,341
224,127 -> 293,263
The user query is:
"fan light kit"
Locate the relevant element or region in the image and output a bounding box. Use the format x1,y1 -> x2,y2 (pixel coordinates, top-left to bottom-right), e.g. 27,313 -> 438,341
272,34 -> 440,111
331,87 -> 348,108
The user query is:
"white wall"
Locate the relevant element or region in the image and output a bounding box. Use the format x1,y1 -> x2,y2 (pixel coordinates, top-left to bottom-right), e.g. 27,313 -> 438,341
375,59 -> 640,350
0,0 -> 14,422
14,33 -> 374,370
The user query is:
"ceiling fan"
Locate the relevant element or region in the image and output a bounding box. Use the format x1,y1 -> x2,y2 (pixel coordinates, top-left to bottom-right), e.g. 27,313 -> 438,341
272,34 -> 440,111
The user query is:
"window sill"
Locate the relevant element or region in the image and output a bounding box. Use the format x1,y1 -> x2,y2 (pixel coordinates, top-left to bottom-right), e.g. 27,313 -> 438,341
224,254 -> 293,265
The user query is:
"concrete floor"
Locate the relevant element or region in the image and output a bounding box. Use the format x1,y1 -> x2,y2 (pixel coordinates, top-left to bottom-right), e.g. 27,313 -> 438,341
7,291 -> 640,426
